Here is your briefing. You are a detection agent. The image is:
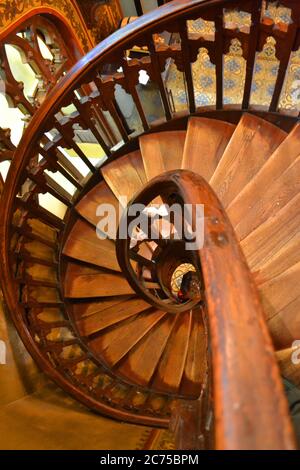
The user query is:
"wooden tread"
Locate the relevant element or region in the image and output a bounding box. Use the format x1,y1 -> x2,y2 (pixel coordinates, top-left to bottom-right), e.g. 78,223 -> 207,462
101,150 -> 146,203
63,219 -> 120,272
76,181 -> 120,234
210,113 -> 287,208
228,123 -> 300,240
64,263 -> 133,298
182,117 -> 235,181
140,131 -> 186,180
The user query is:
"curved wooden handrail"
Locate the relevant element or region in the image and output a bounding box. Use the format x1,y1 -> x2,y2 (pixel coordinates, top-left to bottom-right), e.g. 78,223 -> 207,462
116,169 -> 296,450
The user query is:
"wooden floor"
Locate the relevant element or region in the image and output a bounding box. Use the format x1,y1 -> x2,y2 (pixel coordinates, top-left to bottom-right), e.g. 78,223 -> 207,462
0,384 -> 154,450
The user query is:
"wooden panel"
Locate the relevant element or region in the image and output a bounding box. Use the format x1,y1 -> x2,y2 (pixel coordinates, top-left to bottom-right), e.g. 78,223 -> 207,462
88,310 -> 166,367
242,193 -> 300,270
140,131 -> 186,181
63,219 -> 120,272
76,298 -> 151,336
152,311 -> 192,394
182,117 -> 235,181
117,313 -> 176,387
64,263 -> 133,298
228,124 -> 300,240
101,150 -> 146,203
76,181 -> 120,235
210,113 -> 286,208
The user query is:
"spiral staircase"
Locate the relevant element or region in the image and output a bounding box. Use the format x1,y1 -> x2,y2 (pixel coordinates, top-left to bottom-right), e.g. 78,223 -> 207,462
1,0 -> 300,450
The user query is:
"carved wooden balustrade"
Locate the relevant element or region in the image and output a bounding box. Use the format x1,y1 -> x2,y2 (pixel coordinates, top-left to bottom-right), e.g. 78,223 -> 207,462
0,14 -> 82,180
0,0 -> 300,446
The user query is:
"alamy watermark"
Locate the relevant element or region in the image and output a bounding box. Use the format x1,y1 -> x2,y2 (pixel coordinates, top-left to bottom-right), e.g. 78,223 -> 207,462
95,197 -> 205,250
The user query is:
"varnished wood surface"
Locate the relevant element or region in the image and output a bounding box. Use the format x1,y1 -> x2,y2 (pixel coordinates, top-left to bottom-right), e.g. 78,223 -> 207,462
63,219 -> 120,271
102,151 -> 146,203
140,131 -> 186,180
228,123 -> 300,240
182,117 -> 235,181
64,263 -> 134,298
210,113 -> 287,208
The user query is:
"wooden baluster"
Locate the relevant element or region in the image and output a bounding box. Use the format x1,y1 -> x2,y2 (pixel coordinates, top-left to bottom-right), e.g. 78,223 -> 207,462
27,169 -> 72,207
269,27 -> 298,112
81,84 -> 118,147
180,23 -> 196,114
73,96 -> 112,155
0,44 -> 36,115
93,80 -> 130,143
16,199 -> 64,230
39,144 -> 83,190
148,40 -> 172,120
55,118 -> 96,173
122,59 -> 150,131
134,0 -> 143,16
0,128 -> 16,162
242,0 -> 261,109
215,10 -> 224,110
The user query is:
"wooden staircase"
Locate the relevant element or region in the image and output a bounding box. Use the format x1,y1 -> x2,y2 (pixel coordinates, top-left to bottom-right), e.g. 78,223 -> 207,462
62,114 -> 300,396
1,0 -> 300,449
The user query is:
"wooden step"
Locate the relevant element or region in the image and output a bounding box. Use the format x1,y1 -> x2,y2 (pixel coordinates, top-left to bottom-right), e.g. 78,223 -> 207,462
88,310 -> 166,367
258,262 -> 300,322
75,298 -> 151,336
101,150 -> 146,203
241,192 -> 300,270
140,131 -> 186,181
117,313 -> 176,388
22,240 -> 56,263
228,124 -> 300,240
181,117 -> 235,181
210,113 -> 287,208
76,180 -> 120,235
64,263 -> 133,298
25,263 -> 57,284
62,219 -> 120,272
27,218 -> 58,243
72,297 -> 132,320
253,231 -> 300,286
151,311 -> 192,394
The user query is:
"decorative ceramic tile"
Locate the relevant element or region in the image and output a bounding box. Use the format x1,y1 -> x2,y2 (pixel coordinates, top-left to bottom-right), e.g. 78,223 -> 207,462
250,36 -> 279,107
279,48 -> 300,111
262,0 -> 292,25
223,39 -> 246,105
223,9 -> 251,30
187,18 -> 215,40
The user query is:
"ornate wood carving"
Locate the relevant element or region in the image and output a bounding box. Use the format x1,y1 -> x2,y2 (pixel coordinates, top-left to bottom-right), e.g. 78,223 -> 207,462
76,0 -> 123,43
0,0 -> 94,53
